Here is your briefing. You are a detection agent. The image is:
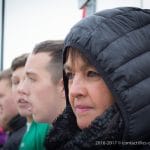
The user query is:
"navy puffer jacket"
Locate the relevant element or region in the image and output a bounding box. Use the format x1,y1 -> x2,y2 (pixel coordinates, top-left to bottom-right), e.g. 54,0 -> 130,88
45,7 -> 150,149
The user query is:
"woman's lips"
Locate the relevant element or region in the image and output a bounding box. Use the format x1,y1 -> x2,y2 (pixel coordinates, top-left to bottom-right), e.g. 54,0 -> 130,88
75,105 -> 93,114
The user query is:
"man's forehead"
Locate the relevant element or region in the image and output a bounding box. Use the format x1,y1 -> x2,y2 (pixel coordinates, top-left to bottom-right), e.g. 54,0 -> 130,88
0,79 -> 10,85
25,64 -> 49,77
27,53 -> 50,66
0,80 -> 11,91
12,67 -> 25,75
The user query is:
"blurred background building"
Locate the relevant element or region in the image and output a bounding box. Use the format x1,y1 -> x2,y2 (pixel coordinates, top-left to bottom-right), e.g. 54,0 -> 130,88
0,0 -> 150,70
79,0 -> 150,17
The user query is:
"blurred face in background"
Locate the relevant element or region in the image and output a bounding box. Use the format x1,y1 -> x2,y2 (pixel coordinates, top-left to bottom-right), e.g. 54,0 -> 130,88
12,67 -> 32,117
0,79 -> 18,130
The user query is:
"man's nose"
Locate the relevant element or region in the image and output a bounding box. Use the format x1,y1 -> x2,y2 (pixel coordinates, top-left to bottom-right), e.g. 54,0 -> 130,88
18,80 -> 29,95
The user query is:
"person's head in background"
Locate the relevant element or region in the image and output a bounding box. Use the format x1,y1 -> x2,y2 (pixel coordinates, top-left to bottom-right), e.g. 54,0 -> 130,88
21,40 -> 66,123
0,69 -> 18,130
11,53 -> 33,122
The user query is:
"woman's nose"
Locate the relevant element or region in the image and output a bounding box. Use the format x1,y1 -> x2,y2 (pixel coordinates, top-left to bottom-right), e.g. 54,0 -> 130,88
69,75 -> 87,99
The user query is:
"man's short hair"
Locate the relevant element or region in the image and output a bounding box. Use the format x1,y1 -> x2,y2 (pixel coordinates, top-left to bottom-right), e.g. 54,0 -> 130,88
0,69 -> 12,86
32,40 -> 64,83
11,53 -> 29,71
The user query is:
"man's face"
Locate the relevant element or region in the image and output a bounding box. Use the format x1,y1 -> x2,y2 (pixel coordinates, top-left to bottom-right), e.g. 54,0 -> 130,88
0,79 -> 18,129
12,67 -> 32,117
22,52 -> 63,123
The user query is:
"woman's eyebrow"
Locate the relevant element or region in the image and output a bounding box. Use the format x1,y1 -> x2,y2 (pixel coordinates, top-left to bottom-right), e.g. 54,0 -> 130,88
64,62 -> 93,71
80,63 -> 94,71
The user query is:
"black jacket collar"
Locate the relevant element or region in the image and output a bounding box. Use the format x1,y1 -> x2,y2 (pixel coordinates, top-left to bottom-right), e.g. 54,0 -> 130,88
45,104 -> 123,150
8,114 -> 26,132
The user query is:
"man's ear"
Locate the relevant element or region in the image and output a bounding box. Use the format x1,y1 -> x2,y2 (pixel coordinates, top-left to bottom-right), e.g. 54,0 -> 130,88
58,78 -> 65,98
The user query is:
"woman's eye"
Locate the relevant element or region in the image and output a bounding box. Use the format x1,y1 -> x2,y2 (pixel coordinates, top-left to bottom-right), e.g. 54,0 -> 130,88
87,71 -> 100,77
66,72 -> 74,80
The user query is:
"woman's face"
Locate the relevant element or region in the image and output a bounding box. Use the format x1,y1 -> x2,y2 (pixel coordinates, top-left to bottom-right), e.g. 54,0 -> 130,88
64,52 -> 114,129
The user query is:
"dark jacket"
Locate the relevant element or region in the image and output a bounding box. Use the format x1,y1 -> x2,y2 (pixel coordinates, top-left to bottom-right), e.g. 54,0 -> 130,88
3,115 -> 26,150
45,7 -> 150,149
0,127 -> 7,149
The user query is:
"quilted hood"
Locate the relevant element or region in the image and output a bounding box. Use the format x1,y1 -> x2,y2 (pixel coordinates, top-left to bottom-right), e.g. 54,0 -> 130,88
63,7 -> 150,141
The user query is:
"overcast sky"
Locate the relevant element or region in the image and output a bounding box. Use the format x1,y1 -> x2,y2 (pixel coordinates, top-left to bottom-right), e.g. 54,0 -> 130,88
3,0 -> 150,69
4,0 -> 82,69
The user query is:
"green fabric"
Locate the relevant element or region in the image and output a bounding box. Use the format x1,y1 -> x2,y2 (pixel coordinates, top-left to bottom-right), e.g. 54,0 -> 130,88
19,121 -> 52,150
